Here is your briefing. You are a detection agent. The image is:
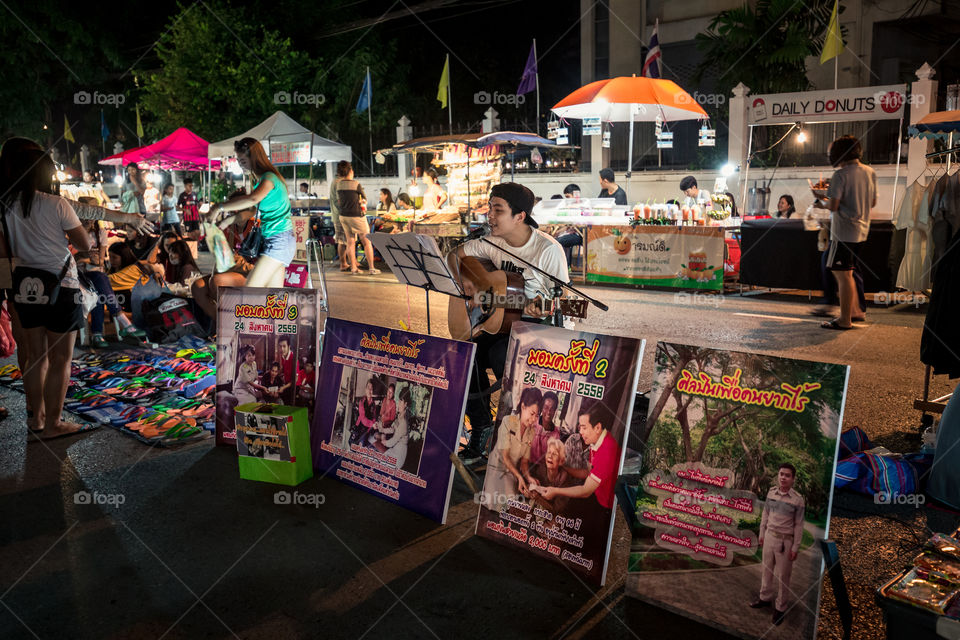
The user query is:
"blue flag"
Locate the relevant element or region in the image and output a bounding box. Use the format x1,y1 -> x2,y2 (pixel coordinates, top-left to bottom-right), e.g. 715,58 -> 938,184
517,41 -> 537,95
356,69 -> 371,114
100,110 -> 110,140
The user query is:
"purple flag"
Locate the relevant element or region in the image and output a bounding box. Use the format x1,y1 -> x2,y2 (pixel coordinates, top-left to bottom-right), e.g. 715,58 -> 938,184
517,41 -> 537,95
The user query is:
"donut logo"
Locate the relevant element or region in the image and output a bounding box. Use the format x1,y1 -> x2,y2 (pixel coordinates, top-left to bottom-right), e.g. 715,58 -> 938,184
880,91 -> 903,113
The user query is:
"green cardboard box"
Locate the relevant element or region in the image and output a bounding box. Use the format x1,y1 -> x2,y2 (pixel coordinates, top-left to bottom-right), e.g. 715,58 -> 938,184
235,404 -> 313,486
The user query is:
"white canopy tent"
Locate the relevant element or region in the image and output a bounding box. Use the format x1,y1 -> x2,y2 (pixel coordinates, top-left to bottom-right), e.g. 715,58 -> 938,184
208,111 -> 351,197
208,110 -> 351,163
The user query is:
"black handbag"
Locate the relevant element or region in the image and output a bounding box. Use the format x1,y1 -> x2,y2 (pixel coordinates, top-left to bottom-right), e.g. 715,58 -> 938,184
238,211 -> 263,260
1,207 -> 73,306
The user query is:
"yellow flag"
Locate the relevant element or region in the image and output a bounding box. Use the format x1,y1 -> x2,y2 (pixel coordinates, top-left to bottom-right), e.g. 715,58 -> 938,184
136,104 -> 144,139
437,55 -> 449,109
820,0 -> 845,64
64,115 -> 75,143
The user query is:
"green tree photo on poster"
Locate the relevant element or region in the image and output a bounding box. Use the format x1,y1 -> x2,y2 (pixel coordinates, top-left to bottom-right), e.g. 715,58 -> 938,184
642,342 -> 845,520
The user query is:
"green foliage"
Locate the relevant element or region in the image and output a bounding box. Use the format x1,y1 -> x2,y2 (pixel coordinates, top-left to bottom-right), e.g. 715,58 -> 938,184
0,0 -> 124,142
695,0 -> 843,98
140,1 -> 317,141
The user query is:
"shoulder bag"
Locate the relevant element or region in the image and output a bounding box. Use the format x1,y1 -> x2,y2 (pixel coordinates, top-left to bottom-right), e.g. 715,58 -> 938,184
238,210 -> 264,260
0,208 -> 72,306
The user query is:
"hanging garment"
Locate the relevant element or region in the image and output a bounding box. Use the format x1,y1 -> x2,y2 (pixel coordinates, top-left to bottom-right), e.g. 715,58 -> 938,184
921,227 -> 960,377
928,384 -> 960,510
929,171 -> 960,283
895,179 -> 935,291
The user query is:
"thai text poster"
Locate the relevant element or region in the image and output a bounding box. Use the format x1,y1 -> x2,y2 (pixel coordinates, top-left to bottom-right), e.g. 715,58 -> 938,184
627,342 -> 848,640
475,322 -> 644,586
311,318 -> 475,523
215,288 -> 325,446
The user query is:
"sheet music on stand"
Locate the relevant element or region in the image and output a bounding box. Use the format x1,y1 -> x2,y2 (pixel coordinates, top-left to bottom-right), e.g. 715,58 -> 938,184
370,232 -> 465,333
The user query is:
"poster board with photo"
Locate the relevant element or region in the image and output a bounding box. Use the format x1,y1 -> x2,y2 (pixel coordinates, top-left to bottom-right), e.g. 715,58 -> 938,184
474,322 -> 645,586
310,318 -> 475,523
216,288 -> 326,446
626,342 -> 849,640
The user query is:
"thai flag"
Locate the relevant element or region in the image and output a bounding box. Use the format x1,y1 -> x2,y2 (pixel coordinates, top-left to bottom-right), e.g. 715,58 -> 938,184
642,20 -> 661,79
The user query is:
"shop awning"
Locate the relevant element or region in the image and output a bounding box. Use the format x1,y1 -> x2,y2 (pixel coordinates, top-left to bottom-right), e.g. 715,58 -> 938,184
908,110 -> 960,139
99,128 -> 219,170
387,131 -> 563,154
207,111 -> 352,163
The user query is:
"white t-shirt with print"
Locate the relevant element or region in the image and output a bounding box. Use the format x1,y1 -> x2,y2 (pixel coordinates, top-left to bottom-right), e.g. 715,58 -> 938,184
462,227 -> 569,301
3,192 -> 82,288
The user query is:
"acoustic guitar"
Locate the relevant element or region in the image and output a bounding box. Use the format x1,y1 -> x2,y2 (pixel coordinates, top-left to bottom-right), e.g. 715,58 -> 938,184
447,255 -> 587,340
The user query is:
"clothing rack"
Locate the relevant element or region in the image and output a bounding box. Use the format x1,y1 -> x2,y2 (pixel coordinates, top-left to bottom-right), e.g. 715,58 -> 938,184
912,141 -> 958,432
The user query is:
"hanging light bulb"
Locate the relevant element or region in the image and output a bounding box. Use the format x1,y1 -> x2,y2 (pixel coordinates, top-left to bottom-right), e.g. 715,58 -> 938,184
796,123 -> 807,144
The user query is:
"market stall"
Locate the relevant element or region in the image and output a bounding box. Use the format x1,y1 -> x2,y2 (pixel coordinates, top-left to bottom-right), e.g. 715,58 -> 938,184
380,131 -> 561,240
738,217 -> 894,291
533,197 -> 737,291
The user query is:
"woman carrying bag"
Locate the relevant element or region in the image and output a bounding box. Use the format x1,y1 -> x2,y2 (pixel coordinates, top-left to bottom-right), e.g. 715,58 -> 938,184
0,145 -> 93,439
204,138 -> 295,288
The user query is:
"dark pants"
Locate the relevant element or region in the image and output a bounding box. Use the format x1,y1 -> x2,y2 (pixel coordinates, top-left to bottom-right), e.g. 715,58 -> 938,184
464,332 -> 509,452
82,271 -> 124,334
556,233 -> 581,268
820,249 -> 866,312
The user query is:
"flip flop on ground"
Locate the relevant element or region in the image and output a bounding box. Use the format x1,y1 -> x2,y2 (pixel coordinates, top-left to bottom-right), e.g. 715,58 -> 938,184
821,319 -> 853,330
30,421 -> 100,441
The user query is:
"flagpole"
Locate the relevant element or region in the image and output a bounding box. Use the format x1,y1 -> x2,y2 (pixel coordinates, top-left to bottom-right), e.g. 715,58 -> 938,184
366,66 -> 373,175
447,54 -> 453,135
833,55 -> 838,140
533,39 -> 540,137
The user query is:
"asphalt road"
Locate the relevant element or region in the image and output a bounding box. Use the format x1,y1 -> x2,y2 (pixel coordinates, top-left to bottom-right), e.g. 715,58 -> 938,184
0,264 -> 955,640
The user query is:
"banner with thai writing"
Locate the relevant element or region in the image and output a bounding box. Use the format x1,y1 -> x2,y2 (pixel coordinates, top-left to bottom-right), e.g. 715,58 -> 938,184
215,288 -> 326,447
586,226 -> 724,291
310,318 -> 475,523
626,343 -> 848,640
475,322 -> 644,586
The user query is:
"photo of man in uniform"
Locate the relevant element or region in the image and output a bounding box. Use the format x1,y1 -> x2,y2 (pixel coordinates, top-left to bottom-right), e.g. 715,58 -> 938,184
750,463 -> 805,626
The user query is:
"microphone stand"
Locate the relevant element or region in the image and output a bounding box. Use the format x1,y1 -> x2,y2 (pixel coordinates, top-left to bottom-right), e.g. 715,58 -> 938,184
477,236 -> 608,327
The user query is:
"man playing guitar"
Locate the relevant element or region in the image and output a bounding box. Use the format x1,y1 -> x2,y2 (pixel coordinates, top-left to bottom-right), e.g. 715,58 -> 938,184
450,182 -> 568,465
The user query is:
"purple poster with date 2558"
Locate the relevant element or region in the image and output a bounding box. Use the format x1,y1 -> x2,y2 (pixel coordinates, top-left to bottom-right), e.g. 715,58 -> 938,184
310,318 -> 475,524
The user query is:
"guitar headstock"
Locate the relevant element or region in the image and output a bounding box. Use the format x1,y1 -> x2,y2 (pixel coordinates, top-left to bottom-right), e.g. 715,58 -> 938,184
536,297 -> 588,319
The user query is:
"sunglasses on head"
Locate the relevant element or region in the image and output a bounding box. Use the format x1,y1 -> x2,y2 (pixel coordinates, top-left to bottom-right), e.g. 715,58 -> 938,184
234,140 -> 253,153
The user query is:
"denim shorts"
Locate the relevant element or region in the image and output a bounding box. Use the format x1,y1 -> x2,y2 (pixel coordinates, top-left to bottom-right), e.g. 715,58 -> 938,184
261,230 -> 296,266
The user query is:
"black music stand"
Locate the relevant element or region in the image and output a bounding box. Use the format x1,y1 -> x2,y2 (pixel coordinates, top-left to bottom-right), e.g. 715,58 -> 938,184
369,232 -> 465,335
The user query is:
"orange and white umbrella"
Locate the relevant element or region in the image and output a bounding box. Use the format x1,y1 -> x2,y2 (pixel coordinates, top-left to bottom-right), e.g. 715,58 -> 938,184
552,76 -> 708,122
553,76 -> 708,173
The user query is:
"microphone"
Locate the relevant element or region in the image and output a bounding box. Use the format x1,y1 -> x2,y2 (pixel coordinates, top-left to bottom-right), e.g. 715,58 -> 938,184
456,223 -> 490,245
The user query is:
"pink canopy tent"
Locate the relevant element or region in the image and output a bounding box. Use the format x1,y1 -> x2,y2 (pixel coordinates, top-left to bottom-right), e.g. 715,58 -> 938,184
99,127 -> 220,170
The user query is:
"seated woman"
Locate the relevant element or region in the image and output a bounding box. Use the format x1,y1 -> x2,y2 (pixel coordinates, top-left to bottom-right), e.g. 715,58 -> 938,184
107,241 -> 163,313
485,387 -> 542,504
396,193 -> 414,210
191,196 -> 256,323
162,239 -> 203,296
371,382 -> 397,449
776,194 -> 796,218
526,438 -> 576,514
75,213 -> 144,346
258,362 -> 284,401
377,386 -> 410,468
353,379 -> 379,445
233,345 -> 263,404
